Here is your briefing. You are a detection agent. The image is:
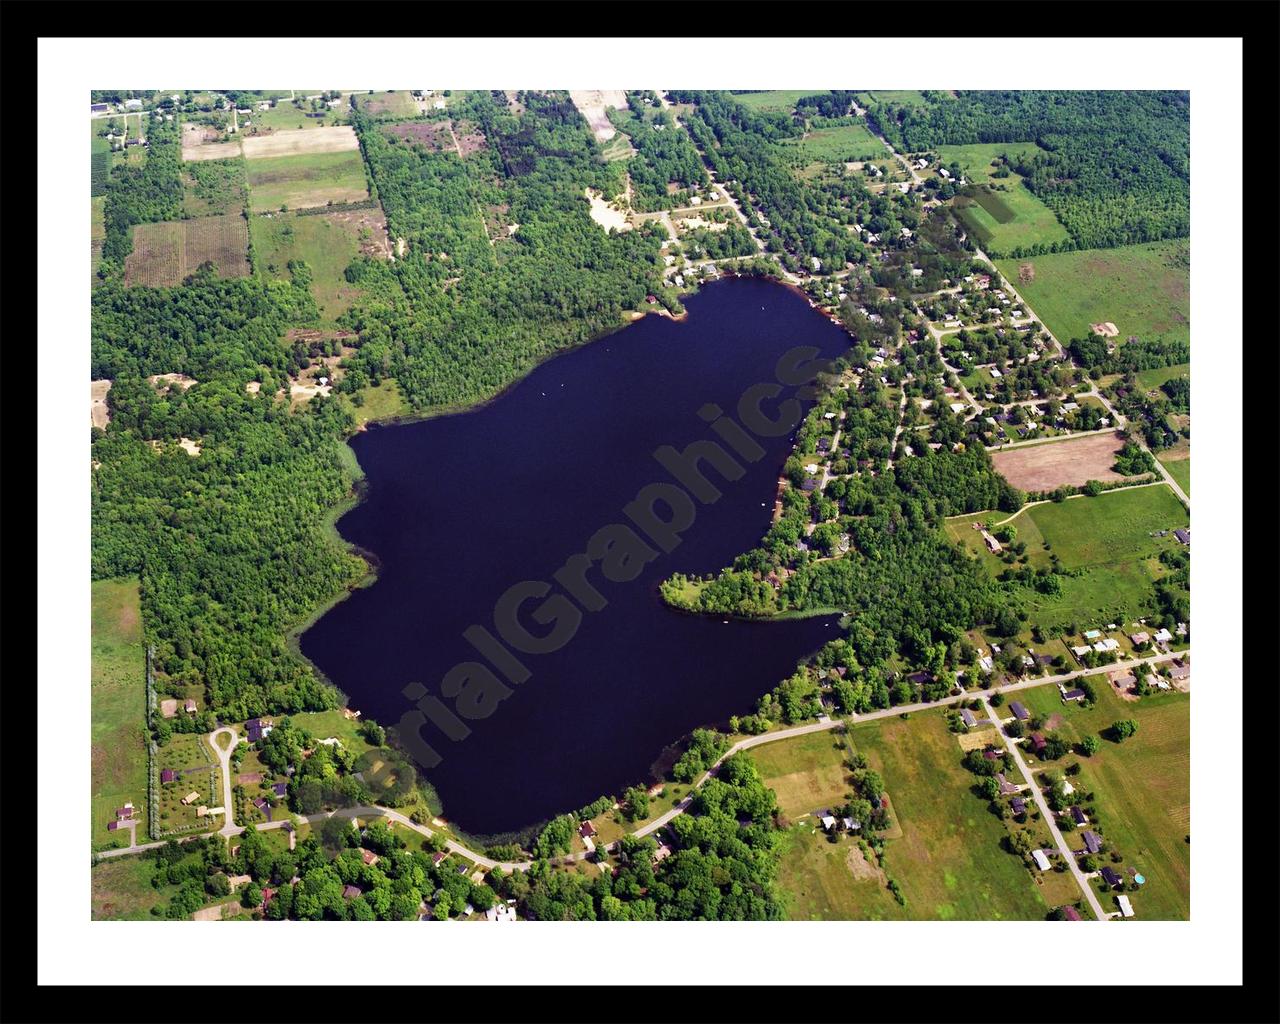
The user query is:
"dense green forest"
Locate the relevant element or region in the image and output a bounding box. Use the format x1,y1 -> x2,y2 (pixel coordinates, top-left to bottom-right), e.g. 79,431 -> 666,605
610,97 -> 708,212
336,92 -> 668,410
91,276 -> 364,718
866,91 -> 1189,254
101,115 -> 184,266
664,443 -> 1023,706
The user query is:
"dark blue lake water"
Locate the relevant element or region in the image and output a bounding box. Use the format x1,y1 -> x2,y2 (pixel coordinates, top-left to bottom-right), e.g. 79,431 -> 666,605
300,277 -> 853,836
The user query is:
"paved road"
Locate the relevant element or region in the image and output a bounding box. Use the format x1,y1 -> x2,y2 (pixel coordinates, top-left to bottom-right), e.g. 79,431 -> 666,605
98,648 -> 1186,871
209,726 -> 239,837
982,696 -> 1107,920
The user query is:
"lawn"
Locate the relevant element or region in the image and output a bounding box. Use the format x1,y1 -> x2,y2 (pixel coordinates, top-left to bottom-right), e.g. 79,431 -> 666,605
287,709 -> 378,757
844,709 -> 1050,919
250,210 -> 370,319
953,181 -> 1070,254
859,90 -> 931,107
355,90 -> 421,119
951,485 -> 1187,629
997,239 -> 1190,345
245,151 -> 369,213
1017,684 -> 1190,920
91,855 -> 164,920
345,379 -> 411,427
749,730 -> 852,818
92,578 -> 149,851
243,98 -> 354,133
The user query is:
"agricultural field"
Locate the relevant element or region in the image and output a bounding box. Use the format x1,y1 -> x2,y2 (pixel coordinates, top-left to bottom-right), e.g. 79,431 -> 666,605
730,90 -> 822,113
568,90 -> 628,141
843,710 -> 1050,920
778,123 -> 884,169
1016,683 -> 1190,919
240,124 -> 360,160
124,213 -> 251,287
245,150 -> 369,213
92,578 -> 149,851
953,181 -> 1071,254
91,126 -> 112,197
858,90 -> 931,107
945,484 -> 1189,628
996,239 -> 1190,345
354,90 -> 422,120
250,205 -> 390,320
91,195 -> 106,284
181,157 -> 248,217
990,431 -> 1134,493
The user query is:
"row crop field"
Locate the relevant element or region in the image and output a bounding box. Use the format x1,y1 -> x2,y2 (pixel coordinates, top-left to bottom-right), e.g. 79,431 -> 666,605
996,238 -> 1190,345
953,181 -> 1071,254
123,213 -> 251,288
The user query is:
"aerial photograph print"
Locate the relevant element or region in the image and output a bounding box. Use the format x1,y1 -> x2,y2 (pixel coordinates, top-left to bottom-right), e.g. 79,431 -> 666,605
88,81 -> 1199,930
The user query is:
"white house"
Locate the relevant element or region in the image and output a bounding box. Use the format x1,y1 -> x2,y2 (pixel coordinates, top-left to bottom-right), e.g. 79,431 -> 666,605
1032,849 -> 1052,871
1117,895 -> 1135,918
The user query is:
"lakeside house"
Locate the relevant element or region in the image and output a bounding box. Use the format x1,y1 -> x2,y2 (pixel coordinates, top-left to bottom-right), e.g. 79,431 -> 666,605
579,821 -> 597,840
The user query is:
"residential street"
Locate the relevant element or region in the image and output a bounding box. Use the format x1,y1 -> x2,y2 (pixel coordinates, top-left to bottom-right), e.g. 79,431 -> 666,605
982,696 -> 1107,921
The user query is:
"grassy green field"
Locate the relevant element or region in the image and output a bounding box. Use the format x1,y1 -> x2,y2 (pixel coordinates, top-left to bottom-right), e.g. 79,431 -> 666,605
860,90 -> 930,107
181,157 -> 248,218
1158,452 -> 1190,495
953,181 -> 1070,253
1136,362 -> 1190,390
936,142 -> 1045,184
92,578 -> 149,851
844,710 -> 1050,919
244,98 -> 353,133
345,380 -> 412,427
997,239 -> 1190,344
730,90 -> 821,113
91,195 -> 107,284
775,825 -> 908,920
1017,683 -> 1190,919
945,484 -> 1189,628
91,856 -> 164,920
749,730 -> 853,818
779,123 -> 884,166
355,90 -> 421,119
245,151 -> 368,213
250,211 -> 367,319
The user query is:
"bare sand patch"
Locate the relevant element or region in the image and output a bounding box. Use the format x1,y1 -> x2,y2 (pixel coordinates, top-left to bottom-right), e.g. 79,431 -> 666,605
992,431 -> 1132,493
178,437 -> 202,456
585,188 -> 631,233
148,373 -> 197,392
245,381 -> 262,394
570,90 -> 628,141
242,125 -> 359,160
181,123 -> 243,162
846,843 -> 888,884
91,379 -> 112,429
1090,321 -> 1119,337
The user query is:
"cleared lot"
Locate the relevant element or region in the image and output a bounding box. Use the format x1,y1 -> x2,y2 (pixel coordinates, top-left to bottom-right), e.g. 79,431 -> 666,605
569,90 -> 628,141
124,214 -> 250,287
991,431 -> 1132,493
241,125 -> 359,160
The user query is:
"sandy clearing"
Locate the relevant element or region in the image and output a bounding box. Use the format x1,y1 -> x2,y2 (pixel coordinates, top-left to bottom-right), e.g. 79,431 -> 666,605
245,381 -> 262,394
91,379 -> 113,430
148,373 -> 197,392
991,431 -> 1133,493
178,437 -> 202,456
242,125 -> 359,160
585,188 -> 631,233
569,90 -> 628,141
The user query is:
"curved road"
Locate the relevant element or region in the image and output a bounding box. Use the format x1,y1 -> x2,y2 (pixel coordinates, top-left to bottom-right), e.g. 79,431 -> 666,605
98,648 -> 1187,876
